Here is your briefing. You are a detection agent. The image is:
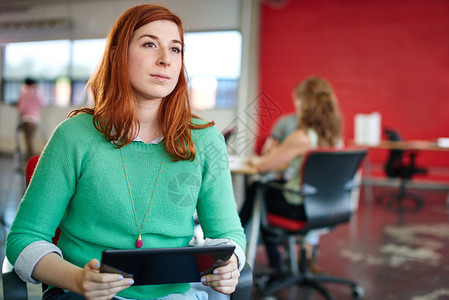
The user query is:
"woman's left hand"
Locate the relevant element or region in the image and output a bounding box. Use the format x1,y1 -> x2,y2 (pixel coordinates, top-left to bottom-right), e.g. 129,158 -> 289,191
248,156 -> 261,168
200,254 -> 240,294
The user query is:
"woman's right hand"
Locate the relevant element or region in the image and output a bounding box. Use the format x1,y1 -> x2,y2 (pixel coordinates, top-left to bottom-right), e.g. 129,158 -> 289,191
78,259 -> 134,300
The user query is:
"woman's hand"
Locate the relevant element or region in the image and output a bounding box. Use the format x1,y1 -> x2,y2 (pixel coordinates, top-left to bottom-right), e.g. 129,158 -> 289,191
248,129 -> 310,173
77,259 -> 134,300
248,156 -> 262,168
200,254 -> 240,295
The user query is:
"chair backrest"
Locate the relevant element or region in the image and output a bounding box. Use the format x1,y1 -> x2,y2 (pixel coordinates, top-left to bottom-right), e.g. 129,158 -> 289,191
222,127 -> 235,145
25,155 -> 61,245
384,128 -> 404,177
298,148 -> 367,230
26,155 -> 40,186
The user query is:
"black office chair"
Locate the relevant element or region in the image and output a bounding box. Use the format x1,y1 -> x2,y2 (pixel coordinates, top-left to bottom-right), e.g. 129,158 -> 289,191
376,129 -> 427,211
255,148 -> 367,300
222,127 -> 236,145
2,156 -> 253,300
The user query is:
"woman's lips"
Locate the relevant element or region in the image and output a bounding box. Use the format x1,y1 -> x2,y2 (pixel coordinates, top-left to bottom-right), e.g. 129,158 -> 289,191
151,74 -> 170,82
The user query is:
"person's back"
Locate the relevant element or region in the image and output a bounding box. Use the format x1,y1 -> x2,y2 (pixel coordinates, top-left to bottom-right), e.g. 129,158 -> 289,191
18,78 -> 43,124
17,78 -> 44,162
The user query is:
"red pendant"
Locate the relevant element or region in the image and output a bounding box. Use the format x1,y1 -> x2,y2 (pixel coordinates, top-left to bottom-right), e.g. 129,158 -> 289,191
136,234 -> 143,248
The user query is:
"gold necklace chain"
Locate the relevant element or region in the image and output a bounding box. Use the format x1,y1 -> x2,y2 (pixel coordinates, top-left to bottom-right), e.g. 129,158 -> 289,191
119,148 -> 166,248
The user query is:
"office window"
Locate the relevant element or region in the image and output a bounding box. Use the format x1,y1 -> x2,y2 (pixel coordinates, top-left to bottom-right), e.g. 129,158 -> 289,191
71,39 -> 106,106
2,39 -> 104,106
4,40 -> 70,79
185,31 -> 241,110
2,31 -> 241,109
3,40 -> 70,105
72,39 -> 105,79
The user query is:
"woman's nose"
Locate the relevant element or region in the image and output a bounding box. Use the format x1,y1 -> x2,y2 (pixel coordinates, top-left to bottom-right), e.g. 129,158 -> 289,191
157,49 -> 171,67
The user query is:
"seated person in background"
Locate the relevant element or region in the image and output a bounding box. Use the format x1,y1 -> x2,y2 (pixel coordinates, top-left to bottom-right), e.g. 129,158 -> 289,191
249,76 -> 343,273
6,4 -> 246,300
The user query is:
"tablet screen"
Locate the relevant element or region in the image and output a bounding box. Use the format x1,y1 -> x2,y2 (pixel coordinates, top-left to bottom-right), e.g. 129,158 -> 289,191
100,245 -> 235,285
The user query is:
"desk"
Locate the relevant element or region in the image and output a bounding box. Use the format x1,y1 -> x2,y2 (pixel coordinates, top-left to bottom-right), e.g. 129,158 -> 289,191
368,140 -> 448,152
353,140 -> 449,206
228,155 -> 258,175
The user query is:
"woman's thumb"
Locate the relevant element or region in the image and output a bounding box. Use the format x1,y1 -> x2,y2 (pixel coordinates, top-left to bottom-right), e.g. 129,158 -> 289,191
88,258 -> 101,271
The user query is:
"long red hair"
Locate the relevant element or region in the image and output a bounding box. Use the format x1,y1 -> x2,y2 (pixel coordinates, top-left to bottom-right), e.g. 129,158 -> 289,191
69,4 -> 213,161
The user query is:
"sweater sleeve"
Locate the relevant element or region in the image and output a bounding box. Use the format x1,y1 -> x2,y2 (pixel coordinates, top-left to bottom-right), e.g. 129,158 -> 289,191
6,116 -> 88,265
194,126 -> 246,253
14,241 -> 63,283
271,114 -> 297,142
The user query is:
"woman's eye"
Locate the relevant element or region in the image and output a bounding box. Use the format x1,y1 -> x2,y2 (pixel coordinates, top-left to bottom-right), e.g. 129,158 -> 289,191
171,47 -> 182,54
143,42 -> 155,48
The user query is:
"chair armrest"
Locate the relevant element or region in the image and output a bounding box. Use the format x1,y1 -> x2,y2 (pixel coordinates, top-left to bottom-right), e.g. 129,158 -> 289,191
2,256 -> 28,300
265,181 -> 317,196
265,181 -> 286,191
265,181 -> 301,195
230,262 -> 253,300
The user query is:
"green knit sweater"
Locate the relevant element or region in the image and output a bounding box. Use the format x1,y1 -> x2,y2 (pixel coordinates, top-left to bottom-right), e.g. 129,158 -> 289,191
6,113 -> 246,299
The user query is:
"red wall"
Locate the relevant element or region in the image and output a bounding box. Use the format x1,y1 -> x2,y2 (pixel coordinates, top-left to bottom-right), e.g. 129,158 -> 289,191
257,0 -> 449,169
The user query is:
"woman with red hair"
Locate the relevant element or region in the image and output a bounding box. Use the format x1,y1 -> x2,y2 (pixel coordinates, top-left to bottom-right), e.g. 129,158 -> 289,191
7,4 -> 245,300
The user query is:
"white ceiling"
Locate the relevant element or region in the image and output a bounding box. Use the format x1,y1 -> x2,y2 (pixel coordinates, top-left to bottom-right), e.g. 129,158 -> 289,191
0,0 -> 112,13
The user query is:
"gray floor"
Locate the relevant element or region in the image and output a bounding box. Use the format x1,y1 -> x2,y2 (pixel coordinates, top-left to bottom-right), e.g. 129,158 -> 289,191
251,181 -> 449,299
0,153 -> 42,300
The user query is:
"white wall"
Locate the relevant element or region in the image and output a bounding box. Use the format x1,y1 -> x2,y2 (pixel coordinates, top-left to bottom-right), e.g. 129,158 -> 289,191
0,105 -> 20,153
0,0 -> 260,157
0,104 -> 73,153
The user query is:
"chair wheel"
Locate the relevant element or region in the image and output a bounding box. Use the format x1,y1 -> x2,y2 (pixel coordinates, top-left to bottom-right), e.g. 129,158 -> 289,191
352,286 -> 364,299
255,273 -> 271,289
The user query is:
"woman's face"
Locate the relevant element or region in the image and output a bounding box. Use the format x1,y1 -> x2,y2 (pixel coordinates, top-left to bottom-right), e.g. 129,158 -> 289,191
128,20 -> 183,103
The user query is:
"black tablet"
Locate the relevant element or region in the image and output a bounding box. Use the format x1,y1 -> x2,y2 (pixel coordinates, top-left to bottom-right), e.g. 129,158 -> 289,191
100,245 -> 235,285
